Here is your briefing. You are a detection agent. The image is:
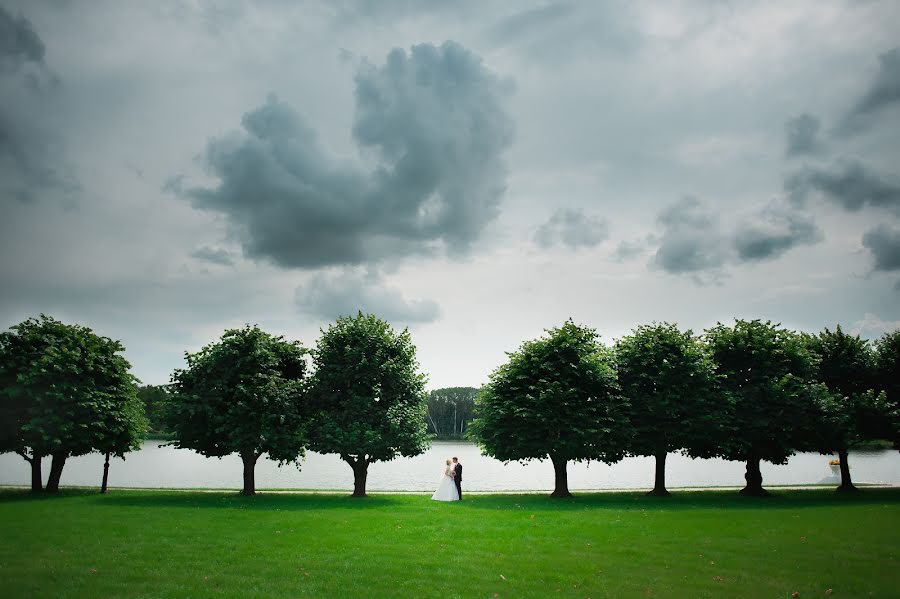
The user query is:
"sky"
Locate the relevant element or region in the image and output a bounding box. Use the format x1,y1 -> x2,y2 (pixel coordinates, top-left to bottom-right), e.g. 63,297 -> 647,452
1,0 -> 899,390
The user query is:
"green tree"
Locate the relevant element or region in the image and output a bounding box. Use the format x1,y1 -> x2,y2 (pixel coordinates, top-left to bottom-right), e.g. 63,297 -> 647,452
426,387 -> 478,439
306,313 -> 430,497
137,385 -> 170,436
805,326 -> 883,491
874,330 -> 900,447
469,320 -> 631,498
705,319 -> 819,496
0,315 -> 146,493
615,323 -> 721,496
168,325 -> 308,496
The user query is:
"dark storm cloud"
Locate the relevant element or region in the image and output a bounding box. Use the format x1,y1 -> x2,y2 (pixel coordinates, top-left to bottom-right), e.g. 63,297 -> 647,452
295,270 -> 440,324
733,207 -> 823,262
190,246 -> 234,266
785,161 -> 900,215
0,4 -> 45,70
534,208 -> 609,249
784,113 -> 824,157
651,198 -> 823,278
836,47 -> 900,136
862,224 -> 900,271
651,197 -> 728,275
732,202 -> 822,261
186,41 -> 514,269
0,5 -> 74,206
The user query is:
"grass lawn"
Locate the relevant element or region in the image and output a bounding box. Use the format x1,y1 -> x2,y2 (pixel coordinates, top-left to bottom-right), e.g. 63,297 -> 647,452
1,488 -> 898,598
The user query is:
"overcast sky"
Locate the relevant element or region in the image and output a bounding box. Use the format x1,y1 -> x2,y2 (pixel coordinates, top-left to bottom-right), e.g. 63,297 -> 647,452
2,0 -> 899,389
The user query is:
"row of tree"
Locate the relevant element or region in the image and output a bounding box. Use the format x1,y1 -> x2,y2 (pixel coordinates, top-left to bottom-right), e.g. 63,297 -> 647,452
1,314 -> 898,498
136,384 -> 477,442
471,320 -> 899,497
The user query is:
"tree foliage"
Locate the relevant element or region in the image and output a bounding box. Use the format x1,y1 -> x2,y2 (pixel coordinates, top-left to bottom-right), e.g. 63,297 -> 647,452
615,322 -> 721,495
306,313 -> 430,497
0,315 -> 147,492
425,387 -> 478,439
137,385 -> 170,436
704,319 -> 819,495
469,320 -> 631,497
874,330 -> 900,447
168,325 -> 308,495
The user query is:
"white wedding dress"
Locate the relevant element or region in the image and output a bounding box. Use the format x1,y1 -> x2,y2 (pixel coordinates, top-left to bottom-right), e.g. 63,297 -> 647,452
431,465 -> 460,501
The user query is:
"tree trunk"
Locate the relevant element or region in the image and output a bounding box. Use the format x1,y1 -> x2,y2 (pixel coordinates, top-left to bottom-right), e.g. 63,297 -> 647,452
647,452 -> 671,497
836,448 -> 857,493
27,452 -> 43,493
101,452 -> 111,494
351,459 -> 369,497
739,456 -> 768,496
241,452 -> 258,496
549,454 -> 572,498
45,453 -> 67,493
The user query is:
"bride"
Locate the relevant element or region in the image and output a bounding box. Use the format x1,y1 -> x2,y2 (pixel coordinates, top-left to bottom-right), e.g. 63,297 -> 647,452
431,459 -> 460,502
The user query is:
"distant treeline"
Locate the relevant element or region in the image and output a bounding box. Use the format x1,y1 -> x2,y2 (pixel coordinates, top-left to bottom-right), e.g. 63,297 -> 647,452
425,387 -> 477,439
139,384 -> 478,441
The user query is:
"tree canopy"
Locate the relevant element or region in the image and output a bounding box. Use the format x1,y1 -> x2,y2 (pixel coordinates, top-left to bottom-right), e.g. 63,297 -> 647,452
469,320 -> 631,497
168,325 -> 308,495
306,313 -> 430,497
0,315 -> 147,492
615,322 -> 721,496
874,330 -> 900,447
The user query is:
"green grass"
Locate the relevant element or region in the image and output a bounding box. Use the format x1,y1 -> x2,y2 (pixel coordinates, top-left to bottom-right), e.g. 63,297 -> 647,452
1,489 -> 898,598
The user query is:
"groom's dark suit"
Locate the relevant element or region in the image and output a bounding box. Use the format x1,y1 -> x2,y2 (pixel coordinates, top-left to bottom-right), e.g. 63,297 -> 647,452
453,462 -> 462,500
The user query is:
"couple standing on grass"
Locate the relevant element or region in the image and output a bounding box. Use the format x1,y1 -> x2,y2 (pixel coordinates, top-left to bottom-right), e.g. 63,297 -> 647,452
431,457 -> 463,502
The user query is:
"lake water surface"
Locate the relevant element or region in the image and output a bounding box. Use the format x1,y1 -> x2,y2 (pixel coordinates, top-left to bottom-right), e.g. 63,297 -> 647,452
1,441 -> 897,492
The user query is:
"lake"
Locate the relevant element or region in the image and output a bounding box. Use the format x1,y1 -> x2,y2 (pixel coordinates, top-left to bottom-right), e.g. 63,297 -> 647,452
1,441 -> 898,492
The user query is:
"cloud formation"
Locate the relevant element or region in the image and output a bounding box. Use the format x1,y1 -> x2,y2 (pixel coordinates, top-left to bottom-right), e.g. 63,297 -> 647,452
0,6 -> 73,206
836,47 -> 900,136
185,41 -> 514,269
784,113 -> 824,157
732,202 -> 822,262
190,246 -> 234,266
862,224 -> 900,272
295,270 -> 440,324
0,4 -> 45,71
651,197 -> 728,275
651,197 -> 822,279
785,161 -> 900,215
534,208 -> 609,249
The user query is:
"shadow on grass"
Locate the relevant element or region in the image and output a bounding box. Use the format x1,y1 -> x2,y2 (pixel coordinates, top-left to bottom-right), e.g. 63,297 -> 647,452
2,487 -> 899,513
465,487 -> 900,512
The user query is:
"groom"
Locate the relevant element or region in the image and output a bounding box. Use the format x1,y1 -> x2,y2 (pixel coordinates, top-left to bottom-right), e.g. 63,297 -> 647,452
452,457 -> 462,500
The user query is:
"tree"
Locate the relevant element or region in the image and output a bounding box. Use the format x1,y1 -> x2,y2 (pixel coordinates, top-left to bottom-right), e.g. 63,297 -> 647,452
168,325 -> 308,496
306,313 -> 430,497
615,323 -> 721,496
137,385 -> 170,436
469,320 -> 631,498
874,330 -> 900,447
705,319 -> 819,496
805,326 -> 881,492
426,387 -> 478,439
0,315 -> 146,493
